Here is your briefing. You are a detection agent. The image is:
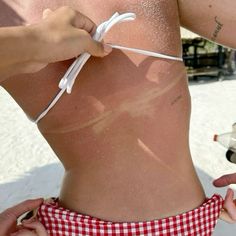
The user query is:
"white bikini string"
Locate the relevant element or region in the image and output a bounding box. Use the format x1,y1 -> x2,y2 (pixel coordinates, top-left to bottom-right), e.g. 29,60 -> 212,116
34,12 -> 182,124
109,44 -> 183,62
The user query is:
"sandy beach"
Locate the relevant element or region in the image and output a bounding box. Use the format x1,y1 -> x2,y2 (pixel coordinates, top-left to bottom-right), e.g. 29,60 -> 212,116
1,75 -> 236,235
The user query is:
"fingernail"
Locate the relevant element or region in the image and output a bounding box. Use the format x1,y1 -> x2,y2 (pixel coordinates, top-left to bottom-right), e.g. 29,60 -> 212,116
104,44 -> 112,54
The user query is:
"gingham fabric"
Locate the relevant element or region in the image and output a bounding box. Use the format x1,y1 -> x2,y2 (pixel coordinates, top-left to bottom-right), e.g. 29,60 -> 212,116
37,194 -> 223,236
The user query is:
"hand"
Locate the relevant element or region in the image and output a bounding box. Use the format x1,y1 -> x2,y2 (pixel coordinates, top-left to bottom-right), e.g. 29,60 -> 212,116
220,189 -> 236,224
0,198 -> 47,236
213,174 -> 236,223
213,173 -> 236,187
30,6 -> 112,68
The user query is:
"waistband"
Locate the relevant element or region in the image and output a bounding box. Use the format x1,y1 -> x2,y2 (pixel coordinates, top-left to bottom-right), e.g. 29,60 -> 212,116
37,194 -> 223,236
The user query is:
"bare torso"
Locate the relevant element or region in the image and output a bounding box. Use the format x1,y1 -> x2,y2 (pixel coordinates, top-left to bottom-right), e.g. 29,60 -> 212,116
1,0 -> 205,222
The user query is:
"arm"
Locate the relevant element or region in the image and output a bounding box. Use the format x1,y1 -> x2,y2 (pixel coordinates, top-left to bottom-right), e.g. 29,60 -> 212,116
0,25 -> 40,80
0,7 -> 111,83
178,0 -> 236,48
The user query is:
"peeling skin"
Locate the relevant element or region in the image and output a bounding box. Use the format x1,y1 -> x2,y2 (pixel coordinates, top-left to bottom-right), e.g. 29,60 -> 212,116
123,0 -> 180,51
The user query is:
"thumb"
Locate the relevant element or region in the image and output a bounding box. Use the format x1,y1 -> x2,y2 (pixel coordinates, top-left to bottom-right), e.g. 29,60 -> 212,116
86,39 -> 112,57
42,8 -> 53,19
223,188 -> 236,221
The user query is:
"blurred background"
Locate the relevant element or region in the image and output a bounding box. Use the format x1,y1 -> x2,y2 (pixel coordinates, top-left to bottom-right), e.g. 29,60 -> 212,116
181,28 -> 236,81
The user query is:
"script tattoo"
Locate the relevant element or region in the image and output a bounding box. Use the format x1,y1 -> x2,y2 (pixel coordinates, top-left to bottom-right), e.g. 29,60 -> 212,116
171,95 -> 182,106
211,16 -> 223,41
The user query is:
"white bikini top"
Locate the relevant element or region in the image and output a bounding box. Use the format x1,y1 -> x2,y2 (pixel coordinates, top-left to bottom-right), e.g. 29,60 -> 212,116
34,12 -> 183,123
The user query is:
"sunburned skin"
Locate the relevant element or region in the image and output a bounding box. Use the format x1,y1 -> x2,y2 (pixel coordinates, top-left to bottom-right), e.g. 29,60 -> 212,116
0,0 -> 206,222
44,67 -> 185,134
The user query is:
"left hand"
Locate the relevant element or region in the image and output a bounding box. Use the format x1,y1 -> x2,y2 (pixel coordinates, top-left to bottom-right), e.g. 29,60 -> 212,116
0,198 -> 47,236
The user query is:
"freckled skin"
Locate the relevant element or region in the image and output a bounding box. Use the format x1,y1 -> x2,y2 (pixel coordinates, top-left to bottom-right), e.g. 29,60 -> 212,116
0,0 -> 205,222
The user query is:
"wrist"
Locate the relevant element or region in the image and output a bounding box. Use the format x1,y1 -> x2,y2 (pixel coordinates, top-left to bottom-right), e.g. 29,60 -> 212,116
0,26 -> 44,82
21,25 -> 42,63
2,26 -> 43,68
14,25 -> 47,74
26,23 -> 59,64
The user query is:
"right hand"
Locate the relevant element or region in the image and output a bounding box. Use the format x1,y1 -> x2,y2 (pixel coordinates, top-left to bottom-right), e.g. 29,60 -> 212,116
29,6 -> 112,71
11,218 -> 48,236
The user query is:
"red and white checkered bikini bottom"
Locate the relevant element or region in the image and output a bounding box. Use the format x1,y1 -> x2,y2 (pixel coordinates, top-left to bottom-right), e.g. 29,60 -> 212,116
37,194 -> 223,236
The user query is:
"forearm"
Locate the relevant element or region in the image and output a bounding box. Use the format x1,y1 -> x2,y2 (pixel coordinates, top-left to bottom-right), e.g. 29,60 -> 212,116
0,26 -> 40,82
178,0 -> 236,49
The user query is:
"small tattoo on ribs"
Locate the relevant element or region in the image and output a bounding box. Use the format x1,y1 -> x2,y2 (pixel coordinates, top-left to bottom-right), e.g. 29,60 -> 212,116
171,95 -> 182,106
211,16 -> 223,41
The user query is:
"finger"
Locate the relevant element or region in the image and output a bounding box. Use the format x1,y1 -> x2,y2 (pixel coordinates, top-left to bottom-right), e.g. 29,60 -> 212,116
42,8 -> 52,19
23,220 -> 48,236
86,38 -> 112,57
72,11 -> 97,34
224,188 -> 236,221
2,199 -> 43,220
213,174 -> 236,187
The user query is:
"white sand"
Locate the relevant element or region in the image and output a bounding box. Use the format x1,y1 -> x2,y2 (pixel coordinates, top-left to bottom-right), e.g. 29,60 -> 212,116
1,76 -> 236,235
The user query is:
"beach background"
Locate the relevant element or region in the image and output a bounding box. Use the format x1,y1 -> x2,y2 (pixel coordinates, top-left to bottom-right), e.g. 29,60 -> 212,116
1,75 -> 236,234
